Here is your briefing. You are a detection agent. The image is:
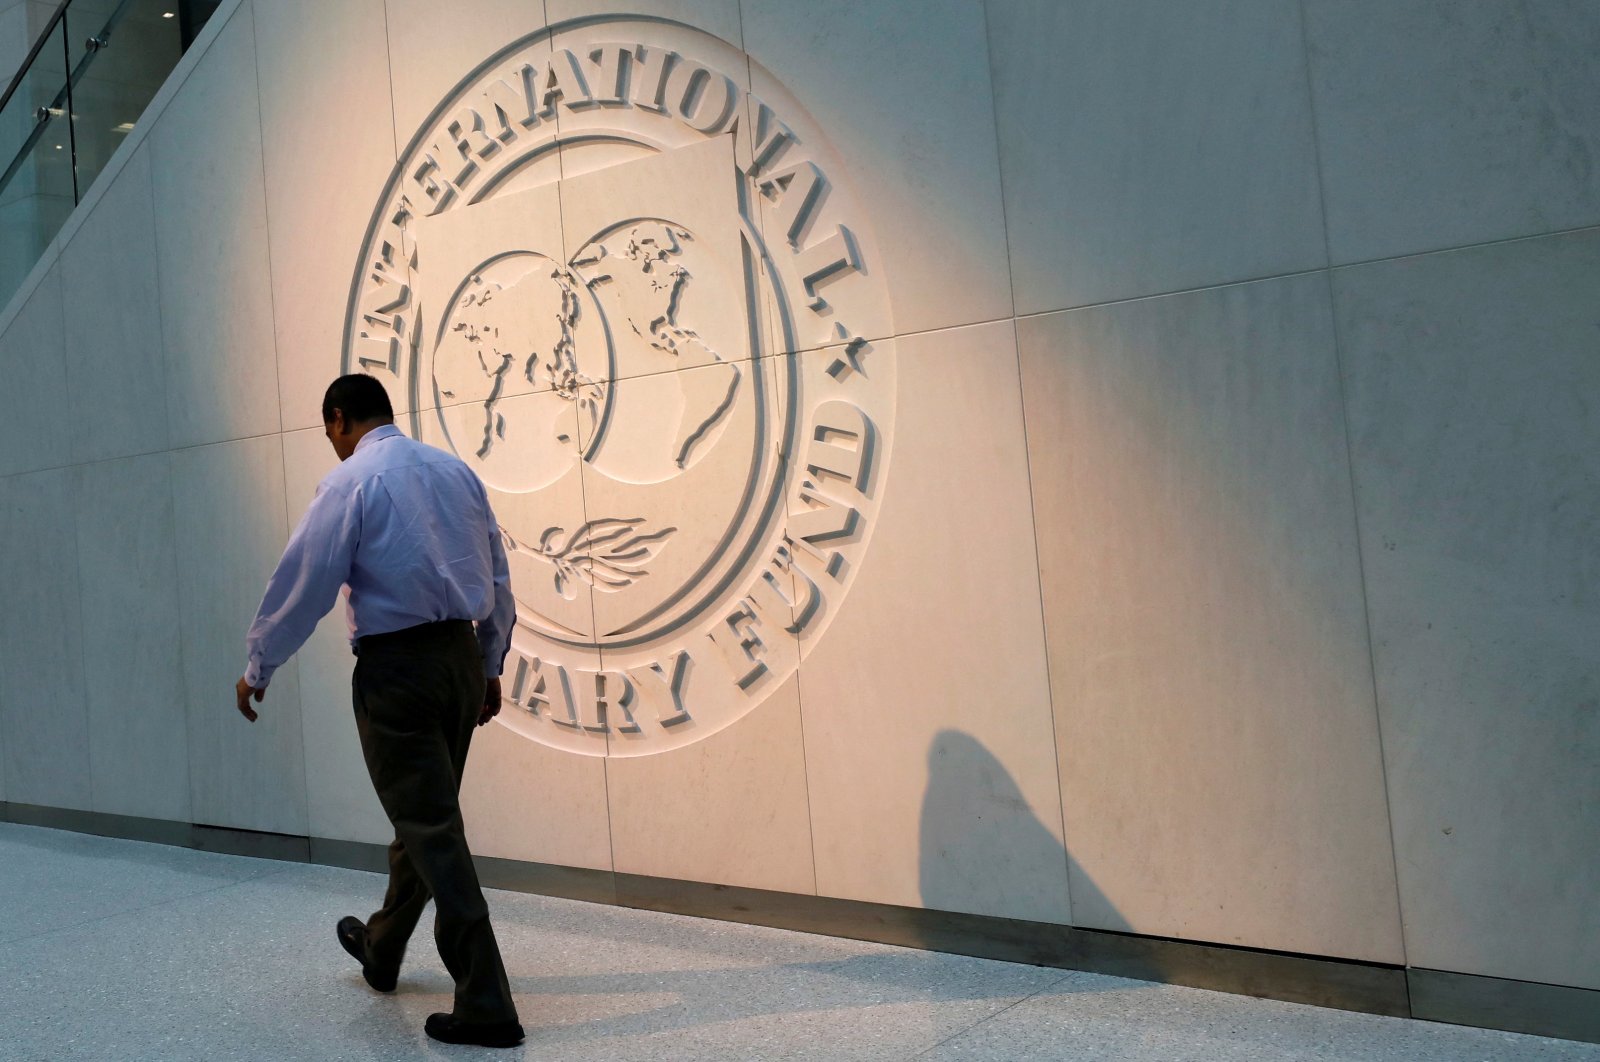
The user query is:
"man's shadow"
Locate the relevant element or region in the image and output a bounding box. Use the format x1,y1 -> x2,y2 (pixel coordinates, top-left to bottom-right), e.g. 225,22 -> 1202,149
918,728 -> 1130,951
918,729 -> 1082,924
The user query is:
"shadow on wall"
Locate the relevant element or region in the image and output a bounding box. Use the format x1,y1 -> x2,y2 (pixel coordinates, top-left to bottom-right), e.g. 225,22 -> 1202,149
918,730 -> 1074,920
918,730 -> 1128,959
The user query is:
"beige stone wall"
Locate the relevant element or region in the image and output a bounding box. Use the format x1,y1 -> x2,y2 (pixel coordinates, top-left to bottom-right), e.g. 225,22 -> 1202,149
0,0 -> 1595,994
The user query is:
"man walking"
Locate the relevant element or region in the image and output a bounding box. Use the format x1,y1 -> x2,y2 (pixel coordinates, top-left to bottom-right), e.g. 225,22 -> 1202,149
234,373 -> 524,1049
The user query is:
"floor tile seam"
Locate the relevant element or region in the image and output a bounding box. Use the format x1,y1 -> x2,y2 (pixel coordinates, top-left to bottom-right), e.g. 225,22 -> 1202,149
0,860 -> 297,952
905,977 -> 1067,1060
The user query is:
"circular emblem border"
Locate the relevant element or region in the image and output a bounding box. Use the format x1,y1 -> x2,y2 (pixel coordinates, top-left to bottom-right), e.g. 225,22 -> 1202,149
342,17 -> 896,757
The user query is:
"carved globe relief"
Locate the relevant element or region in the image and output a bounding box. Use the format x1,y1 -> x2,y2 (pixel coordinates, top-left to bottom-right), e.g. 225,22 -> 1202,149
343,18 -> 895,756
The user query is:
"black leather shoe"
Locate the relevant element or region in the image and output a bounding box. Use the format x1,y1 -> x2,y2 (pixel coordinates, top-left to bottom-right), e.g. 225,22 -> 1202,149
336,916 -> 397,993
424,1012 -> 525,1048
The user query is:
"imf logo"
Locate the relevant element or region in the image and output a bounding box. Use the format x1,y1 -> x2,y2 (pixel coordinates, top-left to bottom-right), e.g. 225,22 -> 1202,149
343,18 -> 894,756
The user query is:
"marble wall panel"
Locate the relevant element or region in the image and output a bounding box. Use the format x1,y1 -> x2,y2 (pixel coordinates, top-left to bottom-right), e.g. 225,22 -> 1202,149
582,376 -> 768,649
171,434 -> 308,836
1334,230 -> 1600,990
1304,0 -> 1600,264
0,198 -> 67,321
460,721 -> 613,871
383,0 -> 551,145
986,0 -> 1326,314
73,453 -> 190,822
0,467 -> 91,810
545,13 -> 751,180
557,125 -> 751,389
1019,275 -> 1404,963
418,384 -> 606,753
603,672 -> 815,892
58,145 -> 169,465
376,27 -> 562,429
741,0 -> 1012,341
545,0 -> 741,46
147,3 -> 280,449
0,3 -> 38,93
253,0 -> 403,433
0,261 -> 67,478
790,323 -> 1070,924
278,427 -> 389,846
409,177 -> 567,414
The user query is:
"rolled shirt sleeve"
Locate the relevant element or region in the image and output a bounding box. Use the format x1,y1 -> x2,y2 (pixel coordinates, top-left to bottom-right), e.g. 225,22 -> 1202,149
244,482 -> 361,688
475,495 -> 516,680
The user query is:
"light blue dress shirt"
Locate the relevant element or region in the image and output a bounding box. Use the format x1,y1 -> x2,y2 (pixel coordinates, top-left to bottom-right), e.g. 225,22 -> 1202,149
244,424 -> 514,688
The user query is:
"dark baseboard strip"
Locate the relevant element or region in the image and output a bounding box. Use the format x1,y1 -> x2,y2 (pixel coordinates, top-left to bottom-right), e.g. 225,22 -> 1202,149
611,874 -> 1410,1017
4,802 -> 1593,1044
3,801 -> 194,848
305,835 -> 620,905
477,853 -> 619,906
1,801 -> 309,862
189,823 -> 310,862
308,835 -> 393,874
1409,968 -> 1600,1045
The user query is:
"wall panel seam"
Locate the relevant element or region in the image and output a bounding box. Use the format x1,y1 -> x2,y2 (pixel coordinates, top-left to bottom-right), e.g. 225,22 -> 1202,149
245,0 -> 285,444
978,0 -> 1017,322
380,0 -> 404,161
1002,311 -> 1072,922
243,0 -> 315,826
160,449 -> 194,821
37,260 -> 97,815
68,430 -> 100,814
1295,0 -> 1409,971
996,218 -> 1600,324
135,81 -> 198,825
546,54 -> 621,877
1326,221 -> 1600,273
732,12 -> 819,889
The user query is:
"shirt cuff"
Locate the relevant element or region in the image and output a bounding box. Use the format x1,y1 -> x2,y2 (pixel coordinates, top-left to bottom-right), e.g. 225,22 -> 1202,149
244,661 -> 275,689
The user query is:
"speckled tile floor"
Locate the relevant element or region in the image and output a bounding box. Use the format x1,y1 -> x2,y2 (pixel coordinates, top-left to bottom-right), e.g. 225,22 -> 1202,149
0,822 -> 1595,1061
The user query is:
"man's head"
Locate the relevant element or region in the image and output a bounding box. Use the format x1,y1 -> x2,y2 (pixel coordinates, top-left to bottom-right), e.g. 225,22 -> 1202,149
322,374 -> 395,461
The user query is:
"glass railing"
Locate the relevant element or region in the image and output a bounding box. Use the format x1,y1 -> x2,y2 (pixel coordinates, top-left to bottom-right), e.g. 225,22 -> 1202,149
0,0 -> 219,312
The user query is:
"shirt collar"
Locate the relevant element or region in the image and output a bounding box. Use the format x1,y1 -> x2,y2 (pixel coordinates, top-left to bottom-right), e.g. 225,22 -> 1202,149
354,423 -> 404,454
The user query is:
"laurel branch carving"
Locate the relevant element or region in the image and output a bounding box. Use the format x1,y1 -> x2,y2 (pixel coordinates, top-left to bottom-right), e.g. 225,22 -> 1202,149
505,518 -> 678,600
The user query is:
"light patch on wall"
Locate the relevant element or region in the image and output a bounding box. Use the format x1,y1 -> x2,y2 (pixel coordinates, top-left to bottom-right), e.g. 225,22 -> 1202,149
340,19 -> 898,758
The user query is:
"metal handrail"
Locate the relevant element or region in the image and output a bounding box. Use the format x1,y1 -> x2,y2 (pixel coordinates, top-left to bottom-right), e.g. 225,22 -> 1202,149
0,0 -> 71,121
0,0 -> 219,315
0,79 -> 70,202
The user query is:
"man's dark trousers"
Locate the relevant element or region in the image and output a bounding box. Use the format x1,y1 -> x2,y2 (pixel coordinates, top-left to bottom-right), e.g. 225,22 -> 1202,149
350,619 -> 518,1024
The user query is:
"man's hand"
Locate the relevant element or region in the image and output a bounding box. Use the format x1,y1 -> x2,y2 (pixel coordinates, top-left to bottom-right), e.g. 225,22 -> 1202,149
478,676 -> 503,727
235,677 -> 265,722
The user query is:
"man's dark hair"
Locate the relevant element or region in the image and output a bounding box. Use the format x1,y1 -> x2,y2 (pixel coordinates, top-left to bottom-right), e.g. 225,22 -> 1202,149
322,374 -> 395,424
